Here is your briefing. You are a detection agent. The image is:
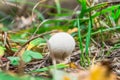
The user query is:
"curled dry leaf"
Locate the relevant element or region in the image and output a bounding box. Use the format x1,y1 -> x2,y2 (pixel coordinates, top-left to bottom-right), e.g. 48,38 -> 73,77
13,15 -> 36,30
67,28 -> 78,34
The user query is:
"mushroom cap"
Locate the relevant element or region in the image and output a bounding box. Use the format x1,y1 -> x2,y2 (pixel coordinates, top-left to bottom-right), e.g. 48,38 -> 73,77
48,32 -> 75,61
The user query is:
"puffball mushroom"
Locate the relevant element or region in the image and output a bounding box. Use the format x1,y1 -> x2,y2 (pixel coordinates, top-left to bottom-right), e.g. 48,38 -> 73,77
47,32 -> 75,62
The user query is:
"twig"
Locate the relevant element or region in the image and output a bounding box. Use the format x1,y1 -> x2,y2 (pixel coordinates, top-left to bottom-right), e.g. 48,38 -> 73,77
1,0 -> 22,9
91,38 -> 101,47
2,32 -> 13,54
31,0 -> 46,18
31,19 -> 51,38
37,54 -> 49,69
5,61 -> 10,71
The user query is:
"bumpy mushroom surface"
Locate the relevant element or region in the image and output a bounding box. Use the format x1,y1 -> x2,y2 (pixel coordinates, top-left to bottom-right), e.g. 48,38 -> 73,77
47,32 -> 75,61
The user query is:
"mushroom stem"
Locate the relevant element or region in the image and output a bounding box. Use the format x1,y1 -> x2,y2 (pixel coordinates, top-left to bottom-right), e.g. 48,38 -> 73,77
52,57 -> 57,70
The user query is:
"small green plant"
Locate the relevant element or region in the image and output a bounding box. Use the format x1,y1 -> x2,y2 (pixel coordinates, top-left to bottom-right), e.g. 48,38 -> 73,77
8,57 -> 20,66
8,50 -> 43,65
22,50 -> 43,63
27,38 -> 46,50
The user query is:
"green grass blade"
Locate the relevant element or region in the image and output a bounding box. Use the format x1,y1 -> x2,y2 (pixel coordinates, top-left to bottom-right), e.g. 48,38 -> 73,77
77,18 -> 86,66
85,13 -> 92,65
85,18 -> 92,55
55,0 -> 61,14
77,0 -> 87,18
77,19 -> 84,54
92,4 -> 120,18
87,2 -> 108,12
31,63 -> 69,72
79,4 -> 120,23
82,26 -> 120,38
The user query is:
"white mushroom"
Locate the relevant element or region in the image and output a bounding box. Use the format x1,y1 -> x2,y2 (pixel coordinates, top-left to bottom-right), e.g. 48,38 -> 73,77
47,32 -> 75,62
